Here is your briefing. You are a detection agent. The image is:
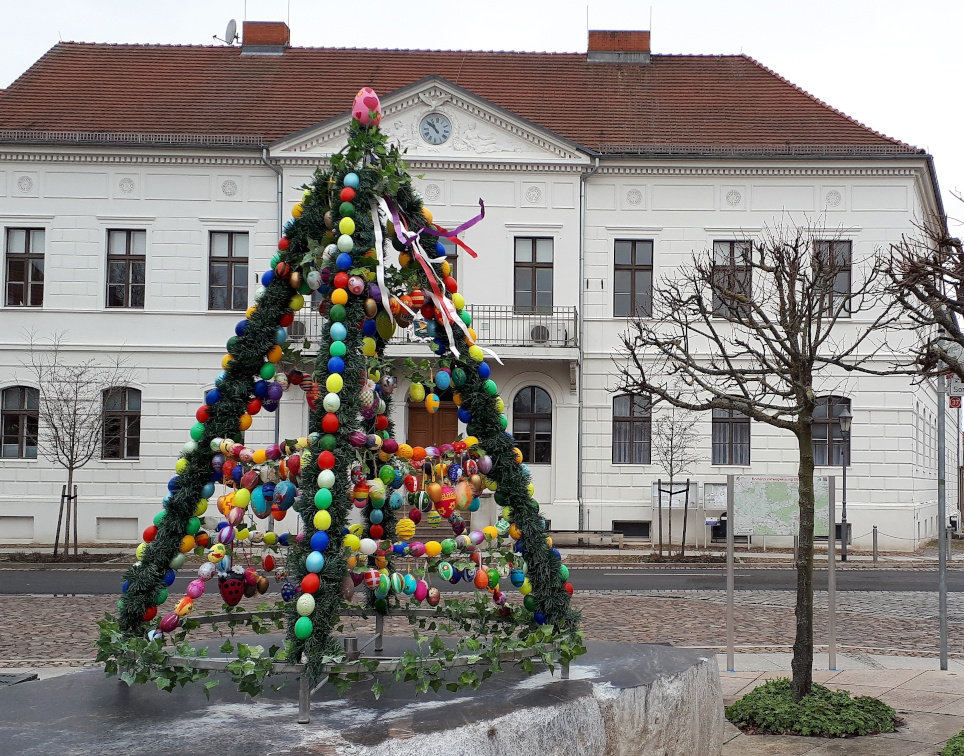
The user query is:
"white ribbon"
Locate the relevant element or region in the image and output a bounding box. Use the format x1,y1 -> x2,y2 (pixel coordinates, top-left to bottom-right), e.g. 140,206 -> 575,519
369,198 -> 396,324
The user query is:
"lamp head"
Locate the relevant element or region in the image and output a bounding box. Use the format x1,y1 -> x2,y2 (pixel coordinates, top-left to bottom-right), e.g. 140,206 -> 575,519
838,406 -> 853,435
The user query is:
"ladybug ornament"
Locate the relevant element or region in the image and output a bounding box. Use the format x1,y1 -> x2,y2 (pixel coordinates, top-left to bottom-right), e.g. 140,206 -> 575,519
218,568 -> 246,606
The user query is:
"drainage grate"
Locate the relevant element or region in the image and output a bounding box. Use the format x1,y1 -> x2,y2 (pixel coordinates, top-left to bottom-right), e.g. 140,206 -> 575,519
0,673 -> 38,687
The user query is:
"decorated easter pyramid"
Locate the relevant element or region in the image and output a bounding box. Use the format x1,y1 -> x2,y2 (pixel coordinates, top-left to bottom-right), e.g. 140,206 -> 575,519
99,88 -> 583,698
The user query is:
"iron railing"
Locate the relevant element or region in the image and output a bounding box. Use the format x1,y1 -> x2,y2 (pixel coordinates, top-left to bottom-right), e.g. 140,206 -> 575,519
292,304 -> 578,353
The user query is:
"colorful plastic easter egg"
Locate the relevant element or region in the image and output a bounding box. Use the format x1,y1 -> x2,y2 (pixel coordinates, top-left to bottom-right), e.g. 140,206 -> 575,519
396,518 -> 416,540
351,86 -> 382,126
414,579 -> 429,602
437,561 -> 454,580
402,574 -> 418,595
296,593 -> 316,617
427,587 -> 441,607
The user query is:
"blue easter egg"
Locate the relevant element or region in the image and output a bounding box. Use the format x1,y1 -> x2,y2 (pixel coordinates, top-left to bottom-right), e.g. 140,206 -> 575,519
164,568 -> 176,586
328,356 -> 345,374
250,487 -> 269,517
389,491 -> 404,510
279,533 -> 290,547
253,380 -> 268,398
306,551 -> 325,573
435,371 -> 451,390
274,480 -> 296,510
458,407 -> 472,424
478,362 -> 491,379
262,269 -> 275,287
330,322 -> 348,341
121,580 -> 129,593
393,543 -> 407,555
402,574 -> 417,594
206,388 -> 222,404
370,509 -> 384,524
235,320 -> 248,337
336,252 -> 353,270
281,582 -> 297,602
449,569 -> 463,585
343,172 -> 360,189
434,241 -> 447,258
202,482 -> 215,499
362,319 -> 378,337
310,531 -> 329,552
534,611 -> 547,625
215,371 -> 228,388
275,327 -> 287,345
218,556 -> 232,571
510,569 -> 525,587
167,477 -> 181,492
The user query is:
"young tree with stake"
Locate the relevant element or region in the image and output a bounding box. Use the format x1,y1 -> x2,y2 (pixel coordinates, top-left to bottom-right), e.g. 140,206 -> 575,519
616,224 -> 905,701
650,408 -> 703,557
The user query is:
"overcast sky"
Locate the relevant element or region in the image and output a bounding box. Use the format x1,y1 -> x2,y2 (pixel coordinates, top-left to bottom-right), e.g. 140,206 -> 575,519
2,0 -> 962,229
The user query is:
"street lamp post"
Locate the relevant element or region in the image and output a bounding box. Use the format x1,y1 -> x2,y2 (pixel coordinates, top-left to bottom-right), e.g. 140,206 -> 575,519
838,406 -> 853,562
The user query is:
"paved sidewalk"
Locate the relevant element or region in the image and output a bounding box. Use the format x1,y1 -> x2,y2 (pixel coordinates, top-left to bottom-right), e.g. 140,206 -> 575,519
721,653 -> 964,755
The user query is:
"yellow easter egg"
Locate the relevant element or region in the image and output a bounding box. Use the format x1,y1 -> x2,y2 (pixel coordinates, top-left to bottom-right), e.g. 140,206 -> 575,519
246,305 -> 258,318
292,202 -> 304,218
175,458 -> 188,474
253,449 -> 267,464
313,510 -> 332,531
468,345 -> 484,361
339,217 -> 355,235
331,288 -> 349,306
136,542 -> 148,561
424,540 -> 442,558
236,527 -> 250,541
527,483 -> 535,496
409,383 -> 426,402
509,523 -> 522,540
463,436 -> 479,448
440,261 -> 451,277
195,499 -> 208,516
519,578 -> 532,595
422,207 -> 434,224
221,354 -> 234,369
452,293 -> 465,310
362,337 -> 377,356
263,532 -> 278,546
343,534 -> 361,552
326,373 -> 344,393
239,413 -> 253,431
482,526 -> 499,541
289,294 -> 305,311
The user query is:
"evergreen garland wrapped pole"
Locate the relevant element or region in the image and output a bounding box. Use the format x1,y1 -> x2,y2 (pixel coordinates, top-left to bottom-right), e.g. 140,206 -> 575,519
102,88 -> 582,697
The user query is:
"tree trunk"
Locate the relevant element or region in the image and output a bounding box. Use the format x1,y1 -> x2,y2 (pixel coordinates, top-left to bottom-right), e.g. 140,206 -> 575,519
680,478 -> 690,557
791,419 -> 816,702
657,479 -> 664,557
53,484 -> 66,556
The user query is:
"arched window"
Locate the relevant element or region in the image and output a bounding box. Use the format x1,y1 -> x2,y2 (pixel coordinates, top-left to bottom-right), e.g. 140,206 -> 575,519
612,393 -> 651,464
512,386 -> 552,464
813,396 -> 850,466
1,386 -> 39,459
103,387 -> 141,459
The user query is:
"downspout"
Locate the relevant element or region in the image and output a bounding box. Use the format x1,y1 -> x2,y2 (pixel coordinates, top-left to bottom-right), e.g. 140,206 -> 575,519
577,156 -> 600,531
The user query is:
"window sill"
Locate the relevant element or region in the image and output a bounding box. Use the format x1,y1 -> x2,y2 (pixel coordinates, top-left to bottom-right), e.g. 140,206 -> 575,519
0,457 -> 38,463
610,463 -> 652,467
99,458 -> 141,464
710,464 -> 753,468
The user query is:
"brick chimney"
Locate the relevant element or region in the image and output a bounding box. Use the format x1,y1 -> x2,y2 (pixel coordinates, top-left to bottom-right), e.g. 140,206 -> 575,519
587,30 -> 651,64
241,21 -> 290,56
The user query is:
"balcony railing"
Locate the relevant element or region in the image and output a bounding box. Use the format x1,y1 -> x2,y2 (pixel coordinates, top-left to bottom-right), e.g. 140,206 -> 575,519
292,305 -> 578,353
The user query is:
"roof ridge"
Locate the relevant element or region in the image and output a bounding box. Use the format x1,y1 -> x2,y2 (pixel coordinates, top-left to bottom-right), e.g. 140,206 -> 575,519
740,53 -> 918,151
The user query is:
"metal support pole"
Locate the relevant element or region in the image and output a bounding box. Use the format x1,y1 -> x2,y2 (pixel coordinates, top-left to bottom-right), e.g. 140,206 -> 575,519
828,476 -> 837,671
561,658 -> 570,680
939,375 -> 948,671
872,525 -> 878,567
841,443 -> 848,562
375,613 -> 384,654
298,656 -> 310,724
726,475 -> 735,672
793,535 -> 798,563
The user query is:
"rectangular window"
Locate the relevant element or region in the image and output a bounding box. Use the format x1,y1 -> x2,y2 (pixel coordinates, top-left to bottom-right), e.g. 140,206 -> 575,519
614,239 -> 653,317
439,237 -> 458,282
712,240 -> 752,317
712,408 -> 751,465
106,229 -> 146,308
209,232 -> 248,310
814,240 -> 852,316
514,237 -> 553,313
612,393 -> 651,464
5,228 -> 45,307
813,396 -> 850,466
1,386 -> 39,459
103,387 -> 141,459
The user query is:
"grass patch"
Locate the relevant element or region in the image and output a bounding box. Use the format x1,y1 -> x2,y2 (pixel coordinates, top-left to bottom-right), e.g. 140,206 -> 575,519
943,730 -> 964,756
726,678 -> 901,737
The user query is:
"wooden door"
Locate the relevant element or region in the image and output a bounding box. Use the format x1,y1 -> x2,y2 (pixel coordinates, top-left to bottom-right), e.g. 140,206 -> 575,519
406,402 -> 459,447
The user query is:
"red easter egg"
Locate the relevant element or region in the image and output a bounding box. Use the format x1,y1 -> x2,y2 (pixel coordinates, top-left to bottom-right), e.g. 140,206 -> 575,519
143,525 -> 158,543
196,405 -> 211,423
263,555 -> 275,572
370,524 -> 384,540
278,312 -> 295,327
142,606 -> 158,622
318,451 -> 336,470
322,414 -> 340,433
340,187 -> 356,202
301,573 -> 320,594
278,237 -> 290,250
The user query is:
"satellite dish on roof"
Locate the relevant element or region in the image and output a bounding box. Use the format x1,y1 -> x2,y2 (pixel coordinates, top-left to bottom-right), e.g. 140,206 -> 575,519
214,19 -> 239,45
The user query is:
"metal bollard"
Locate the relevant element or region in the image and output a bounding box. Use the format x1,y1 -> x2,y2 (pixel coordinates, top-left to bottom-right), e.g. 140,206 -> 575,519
873,526 -> 878,567
344,636 -> 359,661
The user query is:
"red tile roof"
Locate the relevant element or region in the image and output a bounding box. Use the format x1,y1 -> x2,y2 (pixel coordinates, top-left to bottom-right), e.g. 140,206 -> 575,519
0,42 -> 919,154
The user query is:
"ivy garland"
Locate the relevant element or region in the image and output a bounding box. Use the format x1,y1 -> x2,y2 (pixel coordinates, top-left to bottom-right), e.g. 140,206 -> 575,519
100,98 -> 583,699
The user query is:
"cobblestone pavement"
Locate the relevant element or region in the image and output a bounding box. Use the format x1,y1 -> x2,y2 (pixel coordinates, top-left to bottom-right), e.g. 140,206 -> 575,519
1,590 -> 961,667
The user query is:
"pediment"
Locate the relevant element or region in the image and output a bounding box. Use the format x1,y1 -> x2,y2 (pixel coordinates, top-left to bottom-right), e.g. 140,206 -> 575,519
270,77 -> 589,164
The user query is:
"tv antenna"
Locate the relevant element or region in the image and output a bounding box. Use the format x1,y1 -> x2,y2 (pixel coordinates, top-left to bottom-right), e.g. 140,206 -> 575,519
213,19 -> 239,46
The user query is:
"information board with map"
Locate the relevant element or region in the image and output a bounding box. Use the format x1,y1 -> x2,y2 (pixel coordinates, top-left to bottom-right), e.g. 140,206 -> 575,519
732,476 -> 830,536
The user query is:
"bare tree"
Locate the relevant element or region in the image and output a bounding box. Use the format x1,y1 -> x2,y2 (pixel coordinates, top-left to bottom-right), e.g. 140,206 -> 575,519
22,332 -> 134,555
615,223 -> 905,701
883,210 -> 964,379
651,409 -> 703,557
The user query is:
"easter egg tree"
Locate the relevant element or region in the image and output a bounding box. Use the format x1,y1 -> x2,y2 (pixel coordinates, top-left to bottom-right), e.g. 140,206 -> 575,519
98,88 -> 583,701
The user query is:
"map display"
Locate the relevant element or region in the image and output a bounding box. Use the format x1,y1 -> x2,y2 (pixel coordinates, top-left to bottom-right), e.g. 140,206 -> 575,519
732,476 -> 830,536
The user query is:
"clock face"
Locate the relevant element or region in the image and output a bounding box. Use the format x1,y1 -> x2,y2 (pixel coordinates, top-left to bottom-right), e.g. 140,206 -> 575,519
420,113 -> 452,145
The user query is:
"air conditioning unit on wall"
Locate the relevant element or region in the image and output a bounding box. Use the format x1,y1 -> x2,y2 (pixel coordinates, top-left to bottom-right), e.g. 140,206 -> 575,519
527,321 -> 569,346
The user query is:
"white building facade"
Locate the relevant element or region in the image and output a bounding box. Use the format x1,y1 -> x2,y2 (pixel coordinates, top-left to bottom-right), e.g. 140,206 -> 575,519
0,27 -> 957,550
